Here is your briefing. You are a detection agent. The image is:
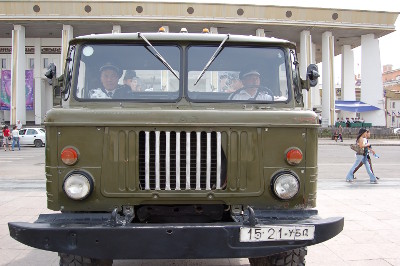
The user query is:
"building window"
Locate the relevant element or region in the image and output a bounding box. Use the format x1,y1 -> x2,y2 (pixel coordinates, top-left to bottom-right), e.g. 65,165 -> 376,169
393,102 -> 396,108
396,75 -> 400,81
43,58 -> 49,68
1,58 -> 6,69
29,58 -> 35,69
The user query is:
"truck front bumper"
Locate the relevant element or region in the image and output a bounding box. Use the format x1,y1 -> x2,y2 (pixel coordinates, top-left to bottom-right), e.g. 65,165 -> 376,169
9,209 -> 343,259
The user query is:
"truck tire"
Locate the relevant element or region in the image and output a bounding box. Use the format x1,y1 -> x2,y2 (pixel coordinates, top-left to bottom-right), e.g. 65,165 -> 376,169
59,253 -> 113,266
248,247 -> 307,266
34,139 -> 43,147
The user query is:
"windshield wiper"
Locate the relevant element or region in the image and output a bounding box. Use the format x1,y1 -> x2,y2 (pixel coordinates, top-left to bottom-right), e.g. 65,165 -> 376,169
138,33 -> 179,80
194,34 -> 230,86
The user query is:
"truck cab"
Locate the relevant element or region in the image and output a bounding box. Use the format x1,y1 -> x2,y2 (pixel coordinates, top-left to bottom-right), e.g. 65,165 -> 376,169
9,31 -> 342,266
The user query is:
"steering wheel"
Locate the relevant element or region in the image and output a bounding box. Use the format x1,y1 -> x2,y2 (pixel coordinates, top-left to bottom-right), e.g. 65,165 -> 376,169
229,86 -> 274,100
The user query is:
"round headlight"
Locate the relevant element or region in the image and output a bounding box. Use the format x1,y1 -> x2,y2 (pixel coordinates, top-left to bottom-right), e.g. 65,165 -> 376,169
272,172 -> 300,200
63,172 -> 93,200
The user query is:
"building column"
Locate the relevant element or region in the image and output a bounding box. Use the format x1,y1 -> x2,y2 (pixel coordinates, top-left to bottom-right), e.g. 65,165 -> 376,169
10,25 -> 26,126
112,25 -> 121,34
210,27 -> 218,34
361,34 -> 385,126
341,45 -> 355,101
299,30 -> 312,109
256,29 -> 265,37
321,31 -> 335,127
61,25 -> 73,75
311,43 -> 321,107
33,38 -> 44,125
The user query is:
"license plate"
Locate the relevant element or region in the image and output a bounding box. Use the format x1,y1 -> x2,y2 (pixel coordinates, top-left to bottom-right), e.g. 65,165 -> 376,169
240,225 -> 315,242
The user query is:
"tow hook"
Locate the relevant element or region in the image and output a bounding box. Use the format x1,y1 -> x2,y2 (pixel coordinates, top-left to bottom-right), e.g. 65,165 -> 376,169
110,206 -> 135,226
243,206 -> 258,226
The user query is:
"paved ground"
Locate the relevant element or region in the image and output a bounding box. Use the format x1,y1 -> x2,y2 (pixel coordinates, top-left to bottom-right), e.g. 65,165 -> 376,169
0,139 -> 399,266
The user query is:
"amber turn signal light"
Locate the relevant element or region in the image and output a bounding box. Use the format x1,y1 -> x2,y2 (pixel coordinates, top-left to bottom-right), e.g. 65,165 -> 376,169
61,147 -> 79,166
286,148 -> 303,165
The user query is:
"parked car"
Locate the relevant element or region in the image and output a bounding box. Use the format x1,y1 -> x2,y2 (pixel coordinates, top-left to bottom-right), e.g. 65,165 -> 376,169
394,128 -> 400,134
18,128 -> 46,147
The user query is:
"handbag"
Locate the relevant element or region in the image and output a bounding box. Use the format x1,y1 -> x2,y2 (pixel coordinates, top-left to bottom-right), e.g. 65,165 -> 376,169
7,136 -> 11,141
350,143 -> 364,155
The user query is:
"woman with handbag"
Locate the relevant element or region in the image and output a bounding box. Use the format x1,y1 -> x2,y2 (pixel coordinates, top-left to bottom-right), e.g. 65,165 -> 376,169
345,128 -> 378,184
352,129 -> 379,180
2,125 -> 11,151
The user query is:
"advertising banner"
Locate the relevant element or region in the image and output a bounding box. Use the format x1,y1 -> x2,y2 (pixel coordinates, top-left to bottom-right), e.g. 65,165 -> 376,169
25,70 -> 34,110
0,70 -> 34,110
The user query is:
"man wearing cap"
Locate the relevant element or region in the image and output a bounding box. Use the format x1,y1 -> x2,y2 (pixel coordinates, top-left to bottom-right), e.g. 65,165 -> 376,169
89,63 -> 130,99
123,70 -> 144,93
229,69 -> 273,101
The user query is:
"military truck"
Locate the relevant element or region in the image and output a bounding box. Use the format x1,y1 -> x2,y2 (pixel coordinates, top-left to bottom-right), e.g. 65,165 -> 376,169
9,29 -> 343,265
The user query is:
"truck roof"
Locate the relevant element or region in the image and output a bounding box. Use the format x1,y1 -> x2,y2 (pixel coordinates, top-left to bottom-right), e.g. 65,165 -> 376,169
73,32 -> 296,48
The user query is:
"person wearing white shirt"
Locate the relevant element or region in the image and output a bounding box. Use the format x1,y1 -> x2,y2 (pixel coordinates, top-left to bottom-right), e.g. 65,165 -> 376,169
229,69 -> 273,101
11,125 -> 20,151
89,63 -> 130,99
16,120 -> 22,130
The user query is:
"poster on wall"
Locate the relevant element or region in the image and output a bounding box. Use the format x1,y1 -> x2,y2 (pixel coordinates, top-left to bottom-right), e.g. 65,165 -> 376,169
0,69 -> 10,110
25,70 -> 34,110
0,70 -> 34,110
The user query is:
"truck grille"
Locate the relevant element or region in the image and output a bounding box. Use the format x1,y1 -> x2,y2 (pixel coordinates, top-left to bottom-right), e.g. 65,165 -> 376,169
139,131 -> 225,191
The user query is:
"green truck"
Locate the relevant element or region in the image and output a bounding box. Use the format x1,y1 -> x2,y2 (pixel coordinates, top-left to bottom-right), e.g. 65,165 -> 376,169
9,30 -> 343,265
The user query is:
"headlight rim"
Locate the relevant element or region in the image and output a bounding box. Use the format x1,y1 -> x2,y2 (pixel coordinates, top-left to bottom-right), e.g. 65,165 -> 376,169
62,170 -> 94,201
270,170 -> 300,200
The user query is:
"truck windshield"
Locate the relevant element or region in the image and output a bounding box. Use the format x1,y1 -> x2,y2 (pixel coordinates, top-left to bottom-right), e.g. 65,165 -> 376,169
187,45 -> 290,102
75,44 -> 180,101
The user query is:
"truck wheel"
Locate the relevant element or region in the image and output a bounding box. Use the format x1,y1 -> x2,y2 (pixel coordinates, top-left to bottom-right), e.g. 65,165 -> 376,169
34,139 -> 43,147
249,247 -> 307,266
59,253 -> 113,266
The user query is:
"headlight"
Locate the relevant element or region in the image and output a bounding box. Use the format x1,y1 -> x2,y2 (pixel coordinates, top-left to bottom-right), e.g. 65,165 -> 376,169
63,172 -> 93,200
272,172 -> 300,200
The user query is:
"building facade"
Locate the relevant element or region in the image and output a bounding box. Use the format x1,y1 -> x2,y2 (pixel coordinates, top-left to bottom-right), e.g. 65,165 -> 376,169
383,65 -> 400,127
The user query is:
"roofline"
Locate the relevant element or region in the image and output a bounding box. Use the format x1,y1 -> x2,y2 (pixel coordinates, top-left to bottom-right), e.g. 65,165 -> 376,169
73,32 -> 296,47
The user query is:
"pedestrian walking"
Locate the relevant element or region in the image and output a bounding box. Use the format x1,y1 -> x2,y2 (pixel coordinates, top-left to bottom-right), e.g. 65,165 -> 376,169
2,125 -> 11,151
11,125 -> 21,151
353,129 -> 379,180
345,128 -> 378,184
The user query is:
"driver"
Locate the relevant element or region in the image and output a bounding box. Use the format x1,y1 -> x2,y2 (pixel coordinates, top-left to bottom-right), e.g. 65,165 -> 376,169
89,62 -> 130,99
229,69 -> 273,101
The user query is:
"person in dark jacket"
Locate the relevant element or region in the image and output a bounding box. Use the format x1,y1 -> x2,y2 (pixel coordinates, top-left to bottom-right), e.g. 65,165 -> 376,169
89,62 -> 130,99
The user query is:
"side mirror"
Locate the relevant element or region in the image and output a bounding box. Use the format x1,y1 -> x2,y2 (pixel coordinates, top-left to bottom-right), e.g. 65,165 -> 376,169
44,63 -> 57,85
306,64 -> 319,87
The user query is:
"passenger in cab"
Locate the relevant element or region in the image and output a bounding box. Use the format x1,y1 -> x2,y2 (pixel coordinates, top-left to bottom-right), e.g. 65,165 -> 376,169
229,69 -> 273,101
89,62 -> 130,99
